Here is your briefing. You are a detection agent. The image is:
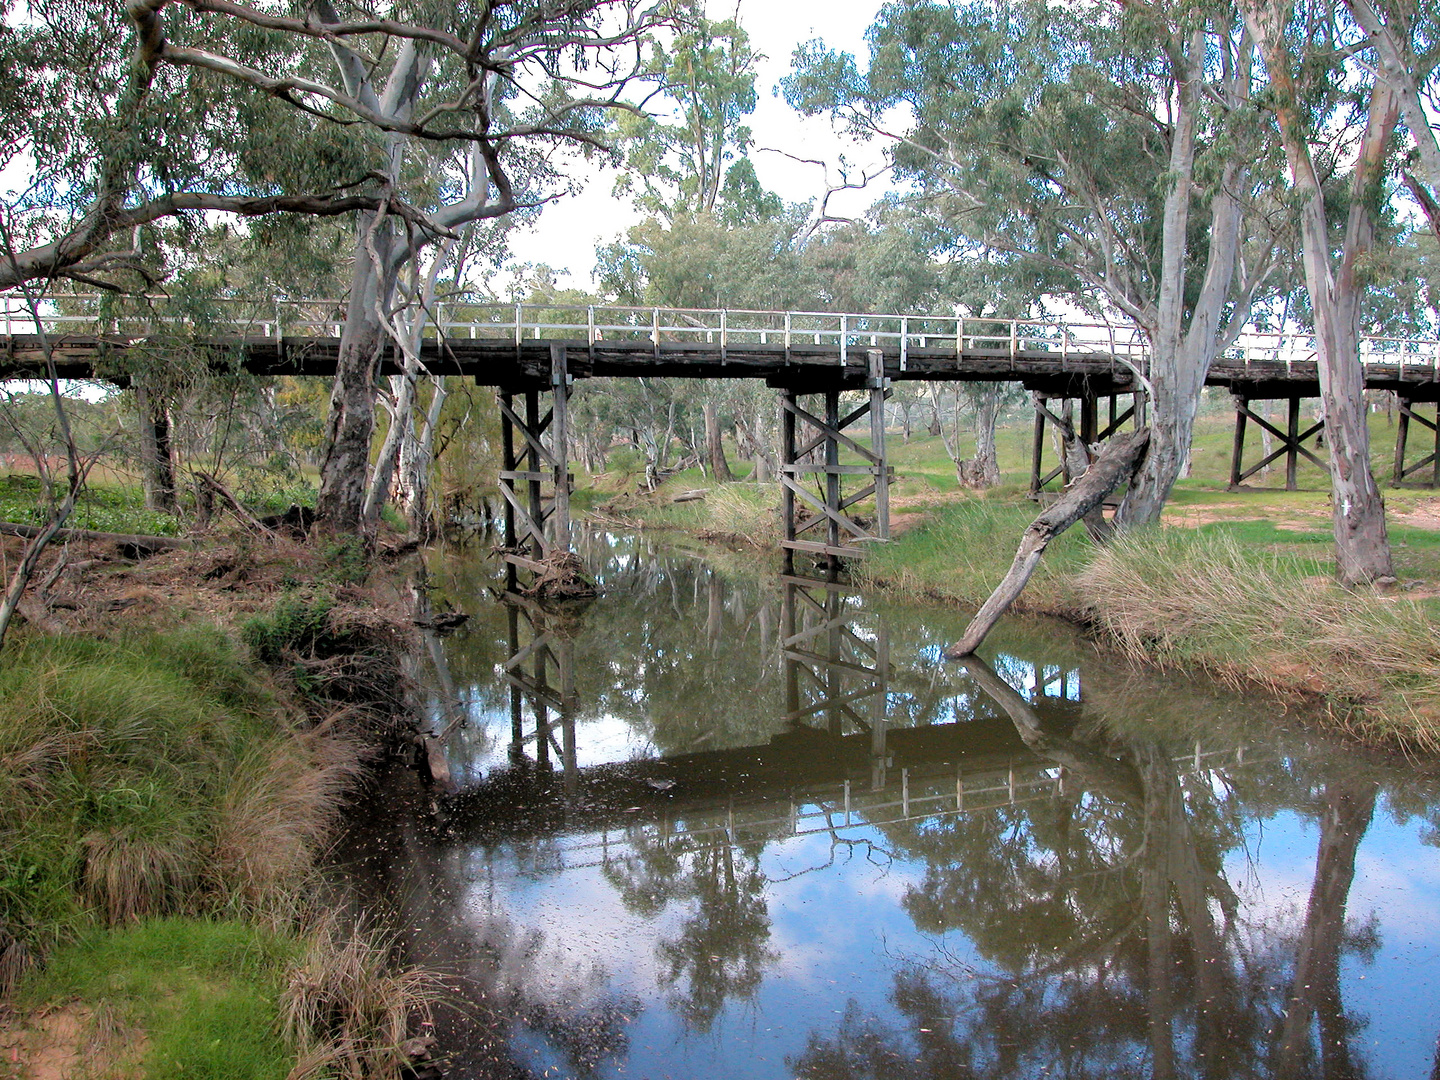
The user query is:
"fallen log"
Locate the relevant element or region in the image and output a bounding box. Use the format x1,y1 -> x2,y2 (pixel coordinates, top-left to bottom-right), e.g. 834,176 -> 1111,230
945,428 -> 1150,658
0,520 -> 193,554
193,471 -> 271,533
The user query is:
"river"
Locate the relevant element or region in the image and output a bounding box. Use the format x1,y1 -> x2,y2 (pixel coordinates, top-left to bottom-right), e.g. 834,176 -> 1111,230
343,531 -> 1440,1079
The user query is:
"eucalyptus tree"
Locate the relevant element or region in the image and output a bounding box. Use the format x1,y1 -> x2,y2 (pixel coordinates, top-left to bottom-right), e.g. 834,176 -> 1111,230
1342,0 -> 1440,240
3,0 -> 672,534
612,6 -> 770,222
599,5 -> 791,482
786,0 -> 1284,526
596,209 -> 817,483
1238,0 -> 1440,583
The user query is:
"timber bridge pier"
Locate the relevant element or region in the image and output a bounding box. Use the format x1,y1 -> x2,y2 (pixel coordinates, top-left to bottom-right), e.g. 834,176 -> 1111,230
4,297 -> 1440,568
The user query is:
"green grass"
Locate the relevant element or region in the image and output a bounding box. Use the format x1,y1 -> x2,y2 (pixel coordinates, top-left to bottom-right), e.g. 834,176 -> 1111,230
855,497 -> 1093,614
0,627 -> 331,968
17,917 -> 298,1080
0,473 -> 181,536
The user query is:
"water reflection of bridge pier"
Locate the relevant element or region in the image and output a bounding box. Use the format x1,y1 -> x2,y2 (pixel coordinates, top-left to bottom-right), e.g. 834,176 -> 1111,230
501,590 -> 578,791
782,573 -> 892,790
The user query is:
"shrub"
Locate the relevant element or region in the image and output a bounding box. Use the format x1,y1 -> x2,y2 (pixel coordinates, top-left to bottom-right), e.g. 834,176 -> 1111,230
241,591 -> 338,664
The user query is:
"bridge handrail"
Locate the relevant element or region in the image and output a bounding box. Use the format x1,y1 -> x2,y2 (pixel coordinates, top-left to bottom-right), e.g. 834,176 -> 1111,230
5,293 -> 1439,377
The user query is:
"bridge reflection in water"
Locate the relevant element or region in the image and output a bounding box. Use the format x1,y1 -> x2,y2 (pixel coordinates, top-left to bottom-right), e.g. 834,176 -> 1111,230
352,537 -> 1440,1080
444,566 -> 1250,877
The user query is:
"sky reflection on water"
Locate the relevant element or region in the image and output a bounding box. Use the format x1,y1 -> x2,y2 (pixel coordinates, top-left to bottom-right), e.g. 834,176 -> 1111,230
351,533 -> 1440,1079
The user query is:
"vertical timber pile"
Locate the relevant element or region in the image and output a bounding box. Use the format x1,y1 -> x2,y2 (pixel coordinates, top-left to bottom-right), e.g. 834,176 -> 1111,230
1393,397 -> 1440,487
1227,394 -> 1325,491
777,348 -> 891,572
495,343 -> 574,584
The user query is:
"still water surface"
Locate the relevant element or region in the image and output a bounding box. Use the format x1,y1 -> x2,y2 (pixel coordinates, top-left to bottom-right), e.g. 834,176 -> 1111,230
349,533 -> 1440,1079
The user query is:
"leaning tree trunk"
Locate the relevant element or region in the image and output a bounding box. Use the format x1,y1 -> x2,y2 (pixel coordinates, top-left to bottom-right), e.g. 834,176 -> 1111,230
947,429 -> 1150,657
316,215 -> 395,535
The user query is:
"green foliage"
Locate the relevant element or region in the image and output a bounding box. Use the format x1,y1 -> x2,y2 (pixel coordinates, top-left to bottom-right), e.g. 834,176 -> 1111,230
607,446 -> 646,478
19,917 -> 298,1080
613,8 -> 774,224
321,534 -> 368,586
240,592 -> 337,665
0,474 -> 180,536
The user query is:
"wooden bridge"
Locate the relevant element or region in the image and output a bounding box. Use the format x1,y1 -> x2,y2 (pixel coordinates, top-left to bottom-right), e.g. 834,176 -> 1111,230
5,296 -> 1440,564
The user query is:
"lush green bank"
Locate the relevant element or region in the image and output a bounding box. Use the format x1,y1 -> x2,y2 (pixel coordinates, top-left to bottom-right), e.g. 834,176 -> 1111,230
0,597 -> 425,1076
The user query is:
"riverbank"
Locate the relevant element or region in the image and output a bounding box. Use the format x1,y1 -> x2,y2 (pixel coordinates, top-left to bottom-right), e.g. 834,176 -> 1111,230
591,482 -> 1440,752
0,528 -> 435,1079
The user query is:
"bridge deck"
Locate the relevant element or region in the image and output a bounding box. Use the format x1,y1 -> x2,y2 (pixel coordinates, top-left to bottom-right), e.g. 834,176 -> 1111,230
3,299 -> 1437,398
6,332 -> 1440,399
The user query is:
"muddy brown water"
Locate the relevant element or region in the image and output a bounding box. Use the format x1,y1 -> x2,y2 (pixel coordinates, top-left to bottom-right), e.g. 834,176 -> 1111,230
342,531 -> 1440,1079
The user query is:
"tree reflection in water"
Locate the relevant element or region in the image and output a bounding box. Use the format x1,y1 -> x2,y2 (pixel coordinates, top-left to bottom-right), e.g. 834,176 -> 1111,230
409,537 -> 1433,1078
604,828 -> 778,1033
788,655 -> 1384,1080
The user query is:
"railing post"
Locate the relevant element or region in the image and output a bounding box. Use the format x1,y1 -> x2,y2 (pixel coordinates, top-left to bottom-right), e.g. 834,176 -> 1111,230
720,309 -> 727,361
651,307 -> 660,350
956,317 -> 964,361
784,311 -> 791,351
588,305 -> 596,347
1009,320 -> 1018,359
899,316 -> 908,373
514,303 -> 523,347
839,313 -> 847,367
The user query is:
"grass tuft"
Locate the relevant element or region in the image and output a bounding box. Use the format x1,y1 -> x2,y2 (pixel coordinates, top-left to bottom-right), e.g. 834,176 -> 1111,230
210,736 -> 366,926
1077,528 -> 1440,747
280,918 -> 441,1080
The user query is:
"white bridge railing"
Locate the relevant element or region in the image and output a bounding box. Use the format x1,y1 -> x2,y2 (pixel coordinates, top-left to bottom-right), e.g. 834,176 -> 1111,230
4,294 -> 1439,379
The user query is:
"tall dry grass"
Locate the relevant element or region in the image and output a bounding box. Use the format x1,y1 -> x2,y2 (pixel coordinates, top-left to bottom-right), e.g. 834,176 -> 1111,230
1077,529 -> 1440,747
210,732 -> 369,926
281,917 -> 442,1080
703,484 -> 781,546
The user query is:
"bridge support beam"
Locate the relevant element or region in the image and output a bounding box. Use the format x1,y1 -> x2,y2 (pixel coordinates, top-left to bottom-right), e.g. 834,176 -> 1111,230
1029,390 -> 1136,499
1393,397 -> 1440,487
1228,395 -> 1325,491
778,349 -> 891,571
504,594 -> 579,794
496,343 -> 573,586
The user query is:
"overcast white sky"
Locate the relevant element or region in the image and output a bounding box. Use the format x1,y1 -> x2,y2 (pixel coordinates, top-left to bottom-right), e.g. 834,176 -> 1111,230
506,0 -> 892,289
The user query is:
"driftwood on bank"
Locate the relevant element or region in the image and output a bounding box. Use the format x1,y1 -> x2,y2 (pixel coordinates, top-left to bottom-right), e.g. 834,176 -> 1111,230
193,471 -> 272,533
0,520 -> 194,554
945,429 -> 1150,658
